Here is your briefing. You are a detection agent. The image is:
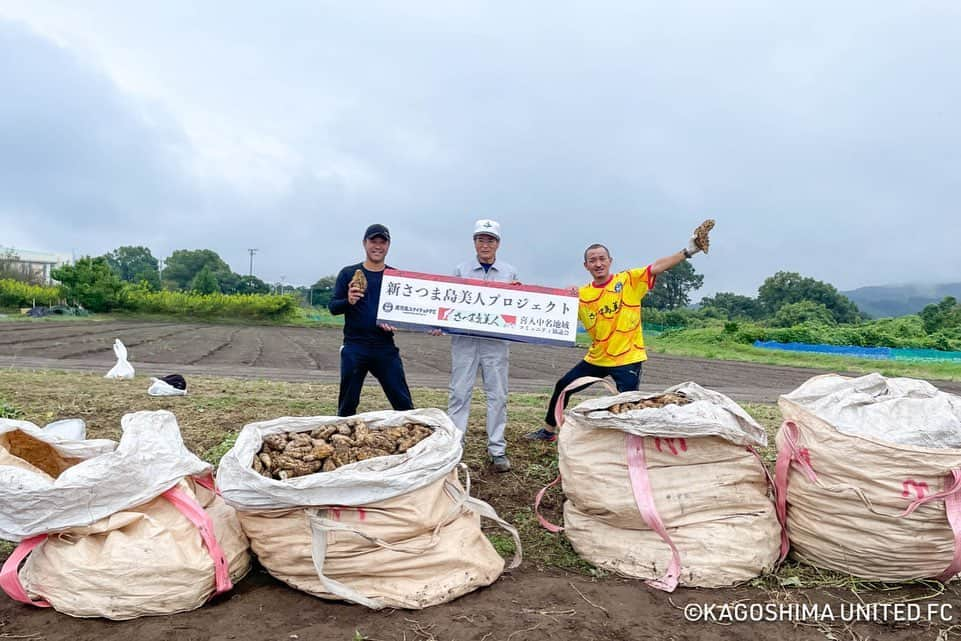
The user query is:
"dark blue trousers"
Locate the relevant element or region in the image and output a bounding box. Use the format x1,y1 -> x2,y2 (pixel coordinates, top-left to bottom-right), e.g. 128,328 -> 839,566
544,359 -> 643,427
338,343 -> 414,417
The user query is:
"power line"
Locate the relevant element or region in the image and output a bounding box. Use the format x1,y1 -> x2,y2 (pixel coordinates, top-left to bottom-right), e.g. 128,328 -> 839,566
247,248 -> 258,276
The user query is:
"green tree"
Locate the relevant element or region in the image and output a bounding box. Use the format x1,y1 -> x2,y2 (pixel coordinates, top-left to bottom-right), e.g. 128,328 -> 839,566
756,271 -> 862,323
310,275 -> 337,307
162,249 -> 232,291
104,246 -> 160,290
643,261 -> 704,310
51,256 -> 124,312
698,292 -> 763,320
771,301 -> 837,327
191,266 -> 220,294
919,296 -> 961,333
236,274 -> 270,295
216,270 -> 243,295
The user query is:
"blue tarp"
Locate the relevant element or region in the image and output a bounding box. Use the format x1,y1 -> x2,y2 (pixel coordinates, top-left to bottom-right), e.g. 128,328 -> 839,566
754,341 -> 891,360
753,340 -> 961,362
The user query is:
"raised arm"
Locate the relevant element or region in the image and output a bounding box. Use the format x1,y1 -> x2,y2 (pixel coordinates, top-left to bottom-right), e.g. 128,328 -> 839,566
650,221 -> 713,275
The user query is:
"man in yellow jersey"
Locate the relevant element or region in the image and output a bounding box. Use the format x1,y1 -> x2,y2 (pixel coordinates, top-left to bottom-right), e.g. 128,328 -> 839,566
526,228 -> 707,441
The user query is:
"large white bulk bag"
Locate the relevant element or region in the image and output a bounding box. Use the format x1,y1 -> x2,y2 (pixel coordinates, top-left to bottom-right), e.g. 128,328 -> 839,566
0,411 -> 250,619
540,379 -> 780,591
217,408 -> 521,609
776,373 -> 961,581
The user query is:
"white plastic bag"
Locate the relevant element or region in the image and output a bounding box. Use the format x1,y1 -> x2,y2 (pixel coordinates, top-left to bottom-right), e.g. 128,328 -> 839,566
148,378 -> 187,397
0,410 -> 209,540
104,339 -> 134,379
570,381 -> 768,446
0,411 -> 251,619
216,409 -> 519,610
42,419 -> 86,440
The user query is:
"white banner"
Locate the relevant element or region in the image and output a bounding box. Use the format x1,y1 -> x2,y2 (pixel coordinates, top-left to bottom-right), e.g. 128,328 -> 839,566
377,270 -> 579,346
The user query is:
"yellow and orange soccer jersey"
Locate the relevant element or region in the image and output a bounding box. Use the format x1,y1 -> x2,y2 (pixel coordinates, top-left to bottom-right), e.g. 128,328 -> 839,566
578,266 -> 655,367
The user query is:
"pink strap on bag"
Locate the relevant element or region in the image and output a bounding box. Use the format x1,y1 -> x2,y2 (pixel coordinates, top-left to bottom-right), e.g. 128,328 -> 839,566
535,377 -> 618,533
533,475 -> 565,533
0,535 -> 51,607
161,486 -> 233,596
775,420 -> 961,582
1,485 -> 232,608
553,376 -> 618,429
193,471 -> 221,496
940,469 -> 961,582
895,468 -> 961,582
773,420 -> 818,561
898,469 -> 961,517
626,434 -> 681,592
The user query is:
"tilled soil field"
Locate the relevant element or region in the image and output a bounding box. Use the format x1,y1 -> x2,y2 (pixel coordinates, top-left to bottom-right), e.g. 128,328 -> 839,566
2,320 -> 960,641
3,320 -> 955,401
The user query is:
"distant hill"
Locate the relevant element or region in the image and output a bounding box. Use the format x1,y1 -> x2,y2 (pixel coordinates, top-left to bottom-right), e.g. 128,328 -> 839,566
842,283 -> 961,318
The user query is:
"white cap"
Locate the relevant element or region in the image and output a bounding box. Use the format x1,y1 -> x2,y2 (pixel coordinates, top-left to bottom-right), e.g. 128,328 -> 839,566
473,219 -> 501,240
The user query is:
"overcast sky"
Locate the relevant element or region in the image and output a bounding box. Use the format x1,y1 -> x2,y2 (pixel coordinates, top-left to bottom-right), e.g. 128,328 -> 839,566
2,2 -> 959,298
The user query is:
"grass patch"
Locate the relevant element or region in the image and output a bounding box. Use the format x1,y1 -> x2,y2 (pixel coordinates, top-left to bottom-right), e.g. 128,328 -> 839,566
0,369 -> 594,572
650,331 -> 961,382
749,559 -> 953,612
203,432 -> 239,465
486,533 -> 516,557
0,367 -> 957,604
0,398 -> 23,419
0,312 -> 105,323
741,401 -> 782,466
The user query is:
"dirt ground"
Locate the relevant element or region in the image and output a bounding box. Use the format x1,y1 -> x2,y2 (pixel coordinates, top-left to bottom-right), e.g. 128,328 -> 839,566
2,320 -> 958,401
2,320 -> 960,640
3,565 -> 957,641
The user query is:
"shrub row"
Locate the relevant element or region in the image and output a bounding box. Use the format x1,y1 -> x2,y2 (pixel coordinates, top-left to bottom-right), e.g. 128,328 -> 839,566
0,279 -> 62,308
122,288 -> 299,320
727,317 -> 961,351
2,278 -> 299,321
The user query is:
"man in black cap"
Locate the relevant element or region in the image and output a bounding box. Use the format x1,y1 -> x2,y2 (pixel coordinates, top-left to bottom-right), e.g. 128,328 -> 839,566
329,224 -> 414,416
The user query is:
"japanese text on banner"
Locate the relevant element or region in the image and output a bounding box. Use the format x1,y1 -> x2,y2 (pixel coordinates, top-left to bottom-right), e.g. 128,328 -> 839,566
376,270 -> 579,346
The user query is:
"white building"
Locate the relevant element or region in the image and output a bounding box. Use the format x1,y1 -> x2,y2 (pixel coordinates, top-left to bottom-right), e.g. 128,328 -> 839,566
0,247 -> 73,284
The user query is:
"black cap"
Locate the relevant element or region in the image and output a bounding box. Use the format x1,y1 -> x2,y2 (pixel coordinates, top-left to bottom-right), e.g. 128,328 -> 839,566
364,224 -> 390,241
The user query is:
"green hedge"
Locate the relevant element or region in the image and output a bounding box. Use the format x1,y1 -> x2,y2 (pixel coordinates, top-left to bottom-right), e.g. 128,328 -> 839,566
0,279 -> 62,308
122,289 -> 299,320
726,316 -> 961,351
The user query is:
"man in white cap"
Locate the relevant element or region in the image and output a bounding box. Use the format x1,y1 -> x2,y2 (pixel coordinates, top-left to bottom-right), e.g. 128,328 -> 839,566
448,219 -> 518,472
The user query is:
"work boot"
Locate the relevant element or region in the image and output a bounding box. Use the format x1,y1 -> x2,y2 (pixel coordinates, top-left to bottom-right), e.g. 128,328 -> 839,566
490,455 -> 511,473
524,427 -> 557,442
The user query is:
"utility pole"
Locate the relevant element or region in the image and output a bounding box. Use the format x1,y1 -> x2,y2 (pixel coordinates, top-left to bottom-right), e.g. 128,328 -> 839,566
247,248 -> 258,276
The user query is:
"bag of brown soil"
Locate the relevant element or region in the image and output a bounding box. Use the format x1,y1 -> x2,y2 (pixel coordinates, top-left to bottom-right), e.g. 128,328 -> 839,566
0,411 -> 251,619
776,373 -> 961,581
216,408 -> 521,610
537,378 -> 780,591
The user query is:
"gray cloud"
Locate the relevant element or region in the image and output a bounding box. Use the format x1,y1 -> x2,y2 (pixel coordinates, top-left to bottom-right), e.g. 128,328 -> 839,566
0,21 -> 199,251
1,3 -> 959,298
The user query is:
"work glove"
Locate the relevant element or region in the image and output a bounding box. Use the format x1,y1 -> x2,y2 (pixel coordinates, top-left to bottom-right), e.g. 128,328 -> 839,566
684,219 -> 715,258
